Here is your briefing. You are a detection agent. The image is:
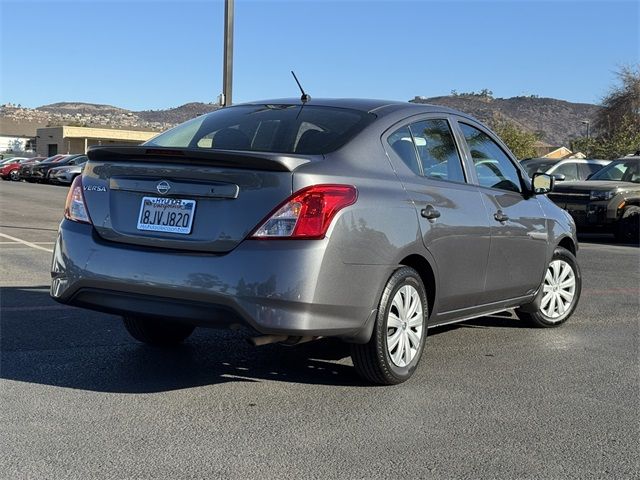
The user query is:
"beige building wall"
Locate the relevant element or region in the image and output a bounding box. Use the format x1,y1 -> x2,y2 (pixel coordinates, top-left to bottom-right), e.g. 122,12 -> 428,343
36,127 -> 65,157
36,126 -> 159,157
542,146 -> 573,159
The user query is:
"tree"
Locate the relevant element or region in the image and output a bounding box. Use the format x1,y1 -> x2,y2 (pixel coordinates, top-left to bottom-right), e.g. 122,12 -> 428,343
572,116 -> 640,159
572,65 -> 640,159
490,115 -> 539,159
8,139 -> 23,152
595,65 -> 640,136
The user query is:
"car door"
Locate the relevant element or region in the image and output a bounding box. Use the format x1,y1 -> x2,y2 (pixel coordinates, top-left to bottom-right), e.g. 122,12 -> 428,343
455,120 -> 548,304
383,116 -> 492,313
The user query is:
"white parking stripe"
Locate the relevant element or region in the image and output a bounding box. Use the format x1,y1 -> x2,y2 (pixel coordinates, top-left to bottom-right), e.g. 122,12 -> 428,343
0,232 -> 54,253
0,241 -> 55,245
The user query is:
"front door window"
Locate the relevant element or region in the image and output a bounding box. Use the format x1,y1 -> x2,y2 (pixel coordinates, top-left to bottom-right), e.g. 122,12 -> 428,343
460,123 -> 522,193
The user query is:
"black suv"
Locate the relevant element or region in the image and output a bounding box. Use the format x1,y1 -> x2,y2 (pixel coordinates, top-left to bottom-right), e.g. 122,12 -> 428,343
548,156 -> 640,242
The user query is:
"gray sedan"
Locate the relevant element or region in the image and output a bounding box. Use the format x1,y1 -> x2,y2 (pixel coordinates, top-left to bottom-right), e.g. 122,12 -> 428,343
50,99 -> 581,384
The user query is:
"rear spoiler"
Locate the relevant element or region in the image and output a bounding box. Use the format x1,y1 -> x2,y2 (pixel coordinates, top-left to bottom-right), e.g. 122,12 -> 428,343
87,146 -> 315,172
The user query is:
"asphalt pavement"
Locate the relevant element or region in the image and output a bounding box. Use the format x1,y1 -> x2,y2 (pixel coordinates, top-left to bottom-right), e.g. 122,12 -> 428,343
1,180 -> 638,479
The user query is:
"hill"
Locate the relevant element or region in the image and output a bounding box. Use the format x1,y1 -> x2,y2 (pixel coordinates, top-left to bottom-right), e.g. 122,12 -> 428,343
2,96 -> 599,146
411,94 -> 600,145
138,102 -> 219,124
1,102 -> 220,134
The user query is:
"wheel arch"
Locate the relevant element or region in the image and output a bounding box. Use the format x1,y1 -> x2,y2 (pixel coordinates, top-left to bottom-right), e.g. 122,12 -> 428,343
622,197 -> 640,207
558,236 -> 577,256
398,253 -> 436,318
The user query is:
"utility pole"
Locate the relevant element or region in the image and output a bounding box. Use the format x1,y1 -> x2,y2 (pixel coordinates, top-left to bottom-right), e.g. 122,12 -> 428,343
581,120 -> 590,139
222,0 -> 234,106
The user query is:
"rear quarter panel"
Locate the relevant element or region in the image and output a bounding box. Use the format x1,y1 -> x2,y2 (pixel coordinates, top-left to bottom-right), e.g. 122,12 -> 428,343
290,132 -> 429,318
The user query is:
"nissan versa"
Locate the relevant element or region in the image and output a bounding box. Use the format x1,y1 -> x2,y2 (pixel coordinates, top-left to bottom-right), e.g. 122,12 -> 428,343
51,99 -> 582,384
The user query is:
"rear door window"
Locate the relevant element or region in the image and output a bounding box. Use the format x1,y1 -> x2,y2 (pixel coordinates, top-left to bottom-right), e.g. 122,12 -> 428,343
408,119 -> 465,183
387,127 -> 420,176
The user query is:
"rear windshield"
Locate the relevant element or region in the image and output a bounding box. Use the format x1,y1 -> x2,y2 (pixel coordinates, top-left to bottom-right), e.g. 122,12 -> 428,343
145,104 -> 376,154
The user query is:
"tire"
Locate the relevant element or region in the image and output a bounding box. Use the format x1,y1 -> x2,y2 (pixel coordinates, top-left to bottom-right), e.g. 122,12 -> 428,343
122,316 -> 195,346
9,170 -> 20,181
516,247 -> 581,328
614,206 -> 640,244
351,267 -> 428,385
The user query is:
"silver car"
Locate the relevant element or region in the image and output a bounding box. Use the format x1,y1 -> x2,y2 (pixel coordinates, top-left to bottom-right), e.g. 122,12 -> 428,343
47,158 -> 88,185
520,158 -> 611,182
51,99 -> 582,384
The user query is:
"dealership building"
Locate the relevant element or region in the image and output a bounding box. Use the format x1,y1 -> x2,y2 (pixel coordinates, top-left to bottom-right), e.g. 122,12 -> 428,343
35,126 -> 159,157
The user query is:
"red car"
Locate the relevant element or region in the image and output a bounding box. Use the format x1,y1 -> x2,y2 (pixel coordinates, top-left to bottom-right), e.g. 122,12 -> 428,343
1,157 -> 46,181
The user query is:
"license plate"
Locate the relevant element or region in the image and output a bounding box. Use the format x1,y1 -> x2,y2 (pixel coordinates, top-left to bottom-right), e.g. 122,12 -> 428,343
137,196 -> 196,234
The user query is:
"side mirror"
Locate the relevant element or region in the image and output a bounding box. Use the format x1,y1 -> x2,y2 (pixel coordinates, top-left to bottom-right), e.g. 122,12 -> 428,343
532,172 -> 554,194
552,173 -> 566,182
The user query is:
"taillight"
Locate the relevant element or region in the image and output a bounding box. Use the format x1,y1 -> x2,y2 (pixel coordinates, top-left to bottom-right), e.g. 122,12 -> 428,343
251,184 -> 357,239
64,175 -> 92,224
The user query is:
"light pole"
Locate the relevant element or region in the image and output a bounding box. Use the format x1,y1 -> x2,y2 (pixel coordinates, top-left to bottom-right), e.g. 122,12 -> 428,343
581,120 -> 590,139
222,0 -> 234,106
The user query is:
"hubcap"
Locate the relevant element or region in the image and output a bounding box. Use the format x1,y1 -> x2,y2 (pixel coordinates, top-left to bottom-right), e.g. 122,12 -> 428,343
540,259 -> 576,321
386,285 -> 423,367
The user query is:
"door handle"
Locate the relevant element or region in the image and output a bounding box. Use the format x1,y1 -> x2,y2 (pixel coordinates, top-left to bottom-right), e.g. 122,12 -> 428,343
421,205 -> 441,220
494,210 -> 509,222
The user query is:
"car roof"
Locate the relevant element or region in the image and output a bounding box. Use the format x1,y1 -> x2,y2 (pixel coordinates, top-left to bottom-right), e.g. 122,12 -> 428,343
521,158 -> 557,164
237,97 -> 462,118
522,158 -> 609,164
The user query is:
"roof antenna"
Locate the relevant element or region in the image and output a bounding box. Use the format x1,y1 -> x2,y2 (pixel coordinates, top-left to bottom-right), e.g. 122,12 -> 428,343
291,71 -> 311,103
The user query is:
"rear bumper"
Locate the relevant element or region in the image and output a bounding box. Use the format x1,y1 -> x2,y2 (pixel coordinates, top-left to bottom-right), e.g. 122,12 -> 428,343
51,220 -> 386,342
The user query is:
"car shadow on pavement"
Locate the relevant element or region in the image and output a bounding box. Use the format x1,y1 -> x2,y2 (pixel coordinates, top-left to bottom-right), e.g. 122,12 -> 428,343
456,310 -> 528,329
1,286 -> 529,393
1,286 -> 372,391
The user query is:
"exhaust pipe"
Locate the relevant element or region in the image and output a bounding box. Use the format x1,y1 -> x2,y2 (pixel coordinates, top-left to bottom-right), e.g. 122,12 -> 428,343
249,335 -> 321,347
249,334 -> 289,347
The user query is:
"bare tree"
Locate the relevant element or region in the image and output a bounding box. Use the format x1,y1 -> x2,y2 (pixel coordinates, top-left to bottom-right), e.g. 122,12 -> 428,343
595,65 -> 640,136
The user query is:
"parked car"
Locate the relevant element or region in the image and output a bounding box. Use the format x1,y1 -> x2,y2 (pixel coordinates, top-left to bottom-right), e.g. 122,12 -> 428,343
47,156 -> 88,185
6,157 -> 45,181
520,158 -> 610,182
20,155 -> 66,182
548,156 -> 640,242
51,99 -> 582,385
31,154 -> 87,183
0,157 -> 29,180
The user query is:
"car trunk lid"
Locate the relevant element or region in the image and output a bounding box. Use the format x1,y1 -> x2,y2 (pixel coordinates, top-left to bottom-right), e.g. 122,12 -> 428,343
82,146 -> 316,253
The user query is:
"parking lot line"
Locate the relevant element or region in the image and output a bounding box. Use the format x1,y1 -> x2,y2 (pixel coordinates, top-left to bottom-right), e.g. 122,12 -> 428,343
2,305 -> 69,312
0,241 -> 55,245
0,232 -> 54,253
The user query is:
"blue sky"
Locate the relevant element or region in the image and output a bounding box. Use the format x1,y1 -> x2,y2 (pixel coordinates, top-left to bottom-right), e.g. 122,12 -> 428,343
1,0 -> 638,110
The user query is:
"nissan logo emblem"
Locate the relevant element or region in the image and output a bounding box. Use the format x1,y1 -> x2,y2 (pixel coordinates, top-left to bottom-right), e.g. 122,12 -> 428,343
156,180 -> 171,195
